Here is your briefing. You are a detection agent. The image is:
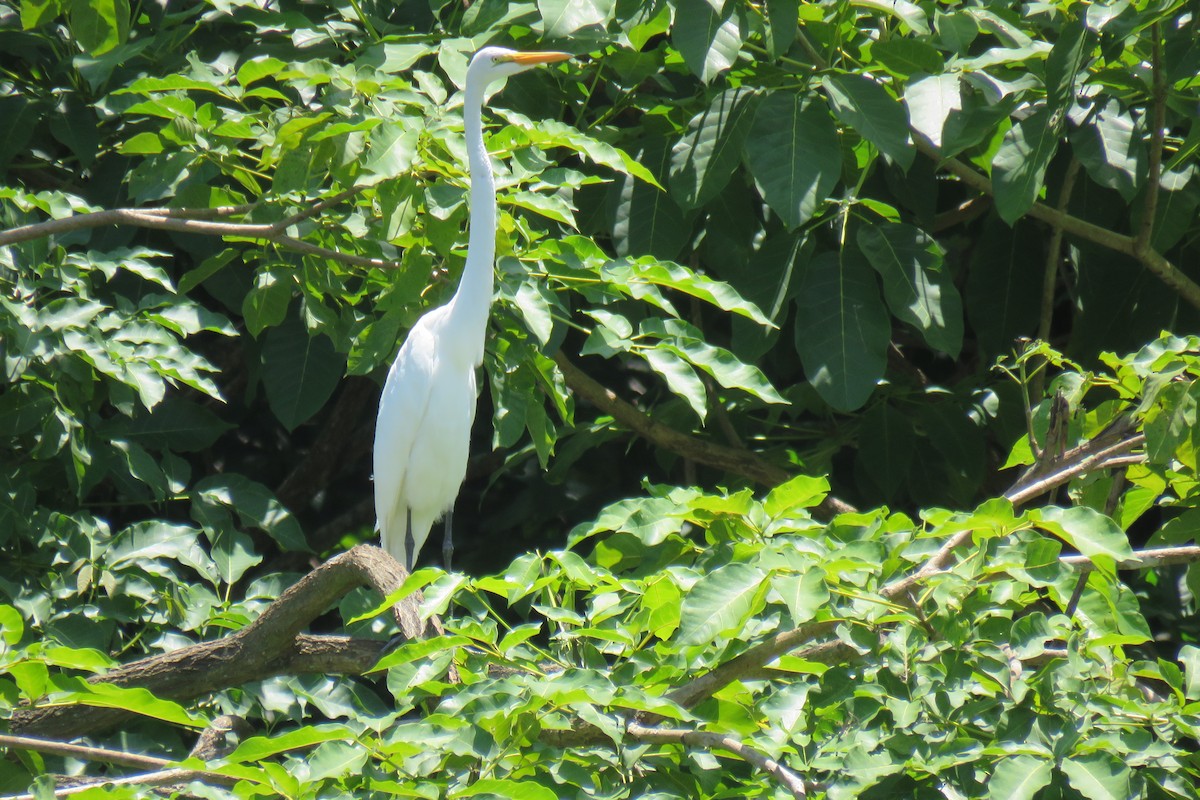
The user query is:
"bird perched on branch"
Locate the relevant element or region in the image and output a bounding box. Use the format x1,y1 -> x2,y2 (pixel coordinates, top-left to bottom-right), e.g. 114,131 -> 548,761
373,47 -> 571,572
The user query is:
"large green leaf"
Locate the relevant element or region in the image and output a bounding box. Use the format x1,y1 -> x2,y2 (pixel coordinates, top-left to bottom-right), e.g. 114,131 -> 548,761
855,402 -> 916,498
992,107 -> 1058,224
745,92 -> 841,229
678,562 -> 767,645
1037,506 -> 1133,565
1071,99 -> 1145,201
904,73 -> 961,148
610,139 -> 689,260
857,222 -> 962,357
794,249 -> 891,411
260,313 -> 346,432
670,87 -> 759,210
1060,753 -> 1131,800
987,756 -> 1052,800
538,0 -> 615,37
671,0 -> 747,83
822,73 -> 914,169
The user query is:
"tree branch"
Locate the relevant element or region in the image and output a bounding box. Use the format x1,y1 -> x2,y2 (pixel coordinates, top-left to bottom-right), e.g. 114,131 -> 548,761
11,546 -> 429,738
912,135 -> 1200,312
0,201 -> 401,270
554,353 -> 856,517
626,722 -> 811,798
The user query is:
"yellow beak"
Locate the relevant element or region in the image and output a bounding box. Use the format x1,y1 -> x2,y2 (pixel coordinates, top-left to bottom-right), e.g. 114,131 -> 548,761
504,51 -> 572,66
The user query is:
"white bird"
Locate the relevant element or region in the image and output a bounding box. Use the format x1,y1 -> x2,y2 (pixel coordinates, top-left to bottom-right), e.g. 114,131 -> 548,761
374,47 -> 571,572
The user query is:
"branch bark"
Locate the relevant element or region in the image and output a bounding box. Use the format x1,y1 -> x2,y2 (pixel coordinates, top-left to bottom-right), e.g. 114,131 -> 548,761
11,546 -> 428,738
0,197 -> 399,270
913,135 -> 1200,312
554,353 -> 856,517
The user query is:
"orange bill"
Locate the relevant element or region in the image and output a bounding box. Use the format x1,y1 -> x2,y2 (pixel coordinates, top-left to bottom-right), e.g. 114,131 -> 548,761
505,51 -> 572,65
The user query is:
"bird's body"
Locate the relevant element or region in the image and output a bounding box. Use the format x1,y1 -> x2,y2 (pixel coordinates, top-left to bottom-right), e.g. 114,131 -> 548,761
373,47 -> 569,571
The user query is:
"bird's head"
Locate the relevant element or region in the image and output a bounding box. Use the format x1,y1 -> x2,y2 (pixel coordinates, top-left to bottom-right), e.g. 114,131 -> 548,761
467,46 -> 571,88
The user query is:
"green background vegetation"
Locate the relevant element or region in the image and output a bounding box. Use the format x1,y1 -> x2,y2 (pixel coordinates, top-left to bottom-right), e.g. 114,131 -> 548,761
2,0 -> 1200,797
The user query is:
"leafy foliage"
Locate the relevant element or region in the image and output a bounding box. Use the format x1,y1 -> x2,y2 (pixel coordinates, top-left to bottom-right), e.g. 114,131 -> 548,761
2,0 -> 1200,797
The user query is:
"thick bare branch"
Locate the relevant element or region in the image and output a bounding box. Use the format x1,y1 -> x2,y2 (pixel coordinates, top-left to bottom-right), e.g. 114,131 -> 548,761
11,546 -> 429,738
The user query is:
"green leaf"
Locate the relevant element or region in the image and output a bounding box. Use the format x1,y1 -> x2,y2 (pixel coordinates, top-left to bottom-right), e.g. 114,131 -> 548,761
610,139 -> 689,260
260,314 -> 346,432
678,562 -> 767,645
764,475 -> 829,517
638,347 -> 708,420
242,268 -> 293,338
538,0 -> 614,37
771,569 -> 828,625
455,778 -> 558,800
224,725 -> 356,763
764,0 -> 798,58
640,318 -> 786,405
192,473 -> 309,552
853,0 -> 930,34
69,0 -> 130,56
992,107 -> 1058,224
0,604 -> 25,646
1060,752 -> 1131,800
670,88 -> 759,210
21,0 -> 61,29
794,249 -> 890,411
822,73 -> 914,169
904,73 -> 961,148
857,222 -> 962,357
236,56 -> 286,87
987,755 -> 1053,800
1180,644 -> 1200,701
603,257 -> 772,325
1071,99 -> 1144,202
362,126 -> 419,185
671,0 -> 747,83
855,402 -> 916,498
1043,16 -> 1088,113
118,131 -> 162,155
59,682 -> 205,728
871,39 -> 944,76
745,92 -> 840,229
1037,506 -> 1134,565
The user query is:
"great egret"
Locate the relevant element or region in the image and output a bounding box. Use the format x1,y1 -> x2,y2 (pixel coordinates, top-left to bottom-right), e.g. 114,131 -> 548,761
373,47 -> 571,572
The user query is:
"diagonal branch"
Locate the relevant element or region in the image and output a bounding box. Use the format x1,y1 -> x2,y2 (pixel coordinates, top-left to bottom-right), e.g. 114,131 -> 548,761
912,134 -> 1200,312
553,353 -> 856,517
11,546 -> 429,738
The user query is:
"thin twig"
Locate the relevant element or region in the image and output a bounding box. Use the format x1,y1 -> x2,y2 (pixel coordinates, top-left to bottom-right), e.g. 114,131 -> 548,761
0,203 -> 401,270
0,769 -> 237,800
625,722 -> 810,798
0,734 -> 170,771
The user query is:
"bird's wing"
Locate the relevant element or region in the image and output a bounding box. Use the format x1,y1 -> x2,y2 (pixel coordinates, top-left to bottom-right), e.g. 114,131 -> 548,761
373,315 -> 441,565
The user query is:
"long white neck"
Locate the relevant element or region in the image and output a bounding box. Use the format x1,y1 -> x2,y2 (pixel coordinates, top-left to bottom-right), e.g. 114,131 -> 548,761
443,78 -> 495,368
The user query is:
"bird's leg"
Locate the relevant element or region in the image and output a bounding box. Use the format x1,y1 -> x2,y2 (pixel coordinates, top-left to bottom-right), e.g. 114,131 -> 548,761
443,510 -> 454,571
404,508 -> 415,573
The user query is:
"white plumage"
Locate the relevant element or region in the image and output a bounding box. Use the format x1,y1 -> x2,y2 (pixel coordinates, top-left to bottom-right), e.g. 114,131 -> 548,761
373,47 -> 570,571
